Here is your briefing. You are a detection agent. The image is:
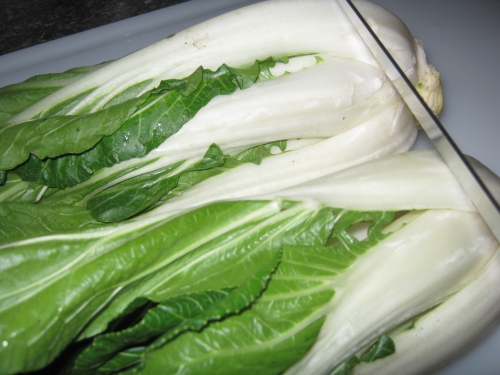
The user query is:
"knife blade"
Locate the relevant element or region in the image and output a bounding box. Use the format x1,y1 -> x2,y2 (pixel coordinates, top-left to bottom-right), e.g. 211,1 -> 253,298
338,0 -> 500,241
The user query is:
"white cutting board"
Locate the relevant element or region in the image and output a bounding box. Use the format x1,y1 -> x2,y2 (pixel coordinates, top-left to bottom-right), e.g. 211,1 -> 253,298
1,0 -> 499,374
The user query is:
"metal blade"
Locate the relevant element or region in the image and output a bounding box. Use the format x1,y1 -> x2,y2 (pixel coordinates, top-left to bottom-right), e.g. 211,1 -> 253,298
338,0 -> 500,241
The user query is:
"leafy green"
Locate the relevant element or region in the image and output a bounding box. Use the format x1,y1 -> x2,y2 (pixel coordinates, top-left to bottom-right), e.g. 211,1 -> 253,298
11,59 -> 282,189
86,143 -> 225,222
87,140 -> 286,222
0,140 -> 287,245
0,181 -> 406,375
0,199 -> 327,374
0,92 -> 150,171
0,202 -> 96,245
361,334 -> 396,362
113,212 -> 378,375
333,334 -> 396,375
0,63 -> 106,124
77,202 -> 332,340
24,63 -> 107,83
70,251 -> 280,374
0,84 -> 62,124
134,308 -> 325,375
61,208 -> 391,375
0,172 -> 45,203
0,142 -> 287,245
162,140 -> 287,200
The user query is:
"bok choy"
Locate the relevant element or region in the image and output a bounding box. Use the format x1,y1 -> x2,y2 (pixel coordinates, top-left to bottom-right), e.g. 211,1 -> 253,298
351,246 -> 500,375
2,1 -> 495,375
0,150 -> 498,375
0,0 -> 441,206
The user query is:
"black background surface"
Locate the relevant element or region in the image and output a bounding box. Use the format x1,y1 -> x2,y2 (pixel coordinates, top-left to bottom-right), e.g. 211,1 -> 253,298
0,0 -> 189,56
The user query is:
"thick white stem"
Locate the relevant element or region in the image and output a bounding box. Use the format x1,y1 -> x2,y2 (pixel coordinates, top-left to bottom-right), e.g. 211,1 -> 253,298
145,100 -> 416,217
285,210 -> 499,375
51,57 -> 403,199
262,149 -> 476,212
148,57 -> 401,163
9,0 -> 438,121
353,247 -> 500,375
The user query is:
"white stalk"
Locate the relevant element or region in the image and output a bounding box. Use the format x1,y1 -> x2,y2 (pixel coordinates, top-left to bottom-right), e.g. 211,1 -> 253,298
352,247 -> 500,375
145,100 -> 416,217
147,57 -> 401,163
52,57 -> 406,199
261,149 -> 477,212
285,209 -> 499,375
9,0 -> 440,122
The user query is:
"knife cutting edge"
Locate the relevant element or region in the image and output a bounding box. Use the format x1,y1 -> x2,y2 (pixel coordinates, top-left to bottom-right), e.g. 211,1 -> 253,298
338,0 -> 500,242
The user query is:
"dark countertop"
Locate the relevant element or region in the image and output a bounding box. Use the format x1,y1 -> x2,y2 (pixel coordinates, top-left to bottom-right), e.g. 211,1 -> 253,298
0,0 -> 189,56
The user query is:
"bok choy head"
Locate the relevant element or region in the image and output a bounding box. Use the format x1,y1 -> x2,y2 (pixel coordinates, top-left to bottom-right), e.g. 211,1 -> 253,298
1,150 -> 499,375
0,0 -> 441,194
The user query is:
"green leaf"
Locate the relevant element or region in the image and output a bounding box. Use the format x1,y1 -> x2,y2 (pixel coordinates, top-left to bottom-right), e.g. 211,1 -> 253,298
0,200 -> 286,374
130,230 -> 343,375
71,250 -> 280,374
162,141 -> 288,201
22,62 -> 108,83
333,356 -> 361,375
0,63 -> 102,123
85,164 -> 182,223
138,317 -> 326,375
360,334 -> 395,362
0,173 -> 47,203
0,84 -> 62,123
256,55 -> 290,81
96,347 -> 144,375
0,201 -> 96,246
77,203 -> 332,340
0,92 -> 150,171
11,59 -> 282,189
331,210 -> 394,254
152,66 -> 203,97
87,144 -> 225,222
226,62 -> 261,89
333,334 -> 396,375
12,63 -> 255,188
232,140 -> 286,165
86,140 -> 287,223
0,201 -> 397,375
0,61 -> 112,124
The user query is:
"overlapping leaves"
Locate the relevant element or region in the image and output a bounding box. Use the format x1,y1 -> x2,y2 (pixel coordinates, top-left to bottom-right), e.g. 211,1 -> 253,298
43,208 -> 395,375
3,58 -> 285,188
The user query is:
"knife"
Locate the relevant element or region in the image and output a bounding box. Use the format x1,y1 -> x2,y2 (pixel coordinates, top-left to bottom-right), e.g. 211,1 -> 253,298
338,0 -> 500,241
